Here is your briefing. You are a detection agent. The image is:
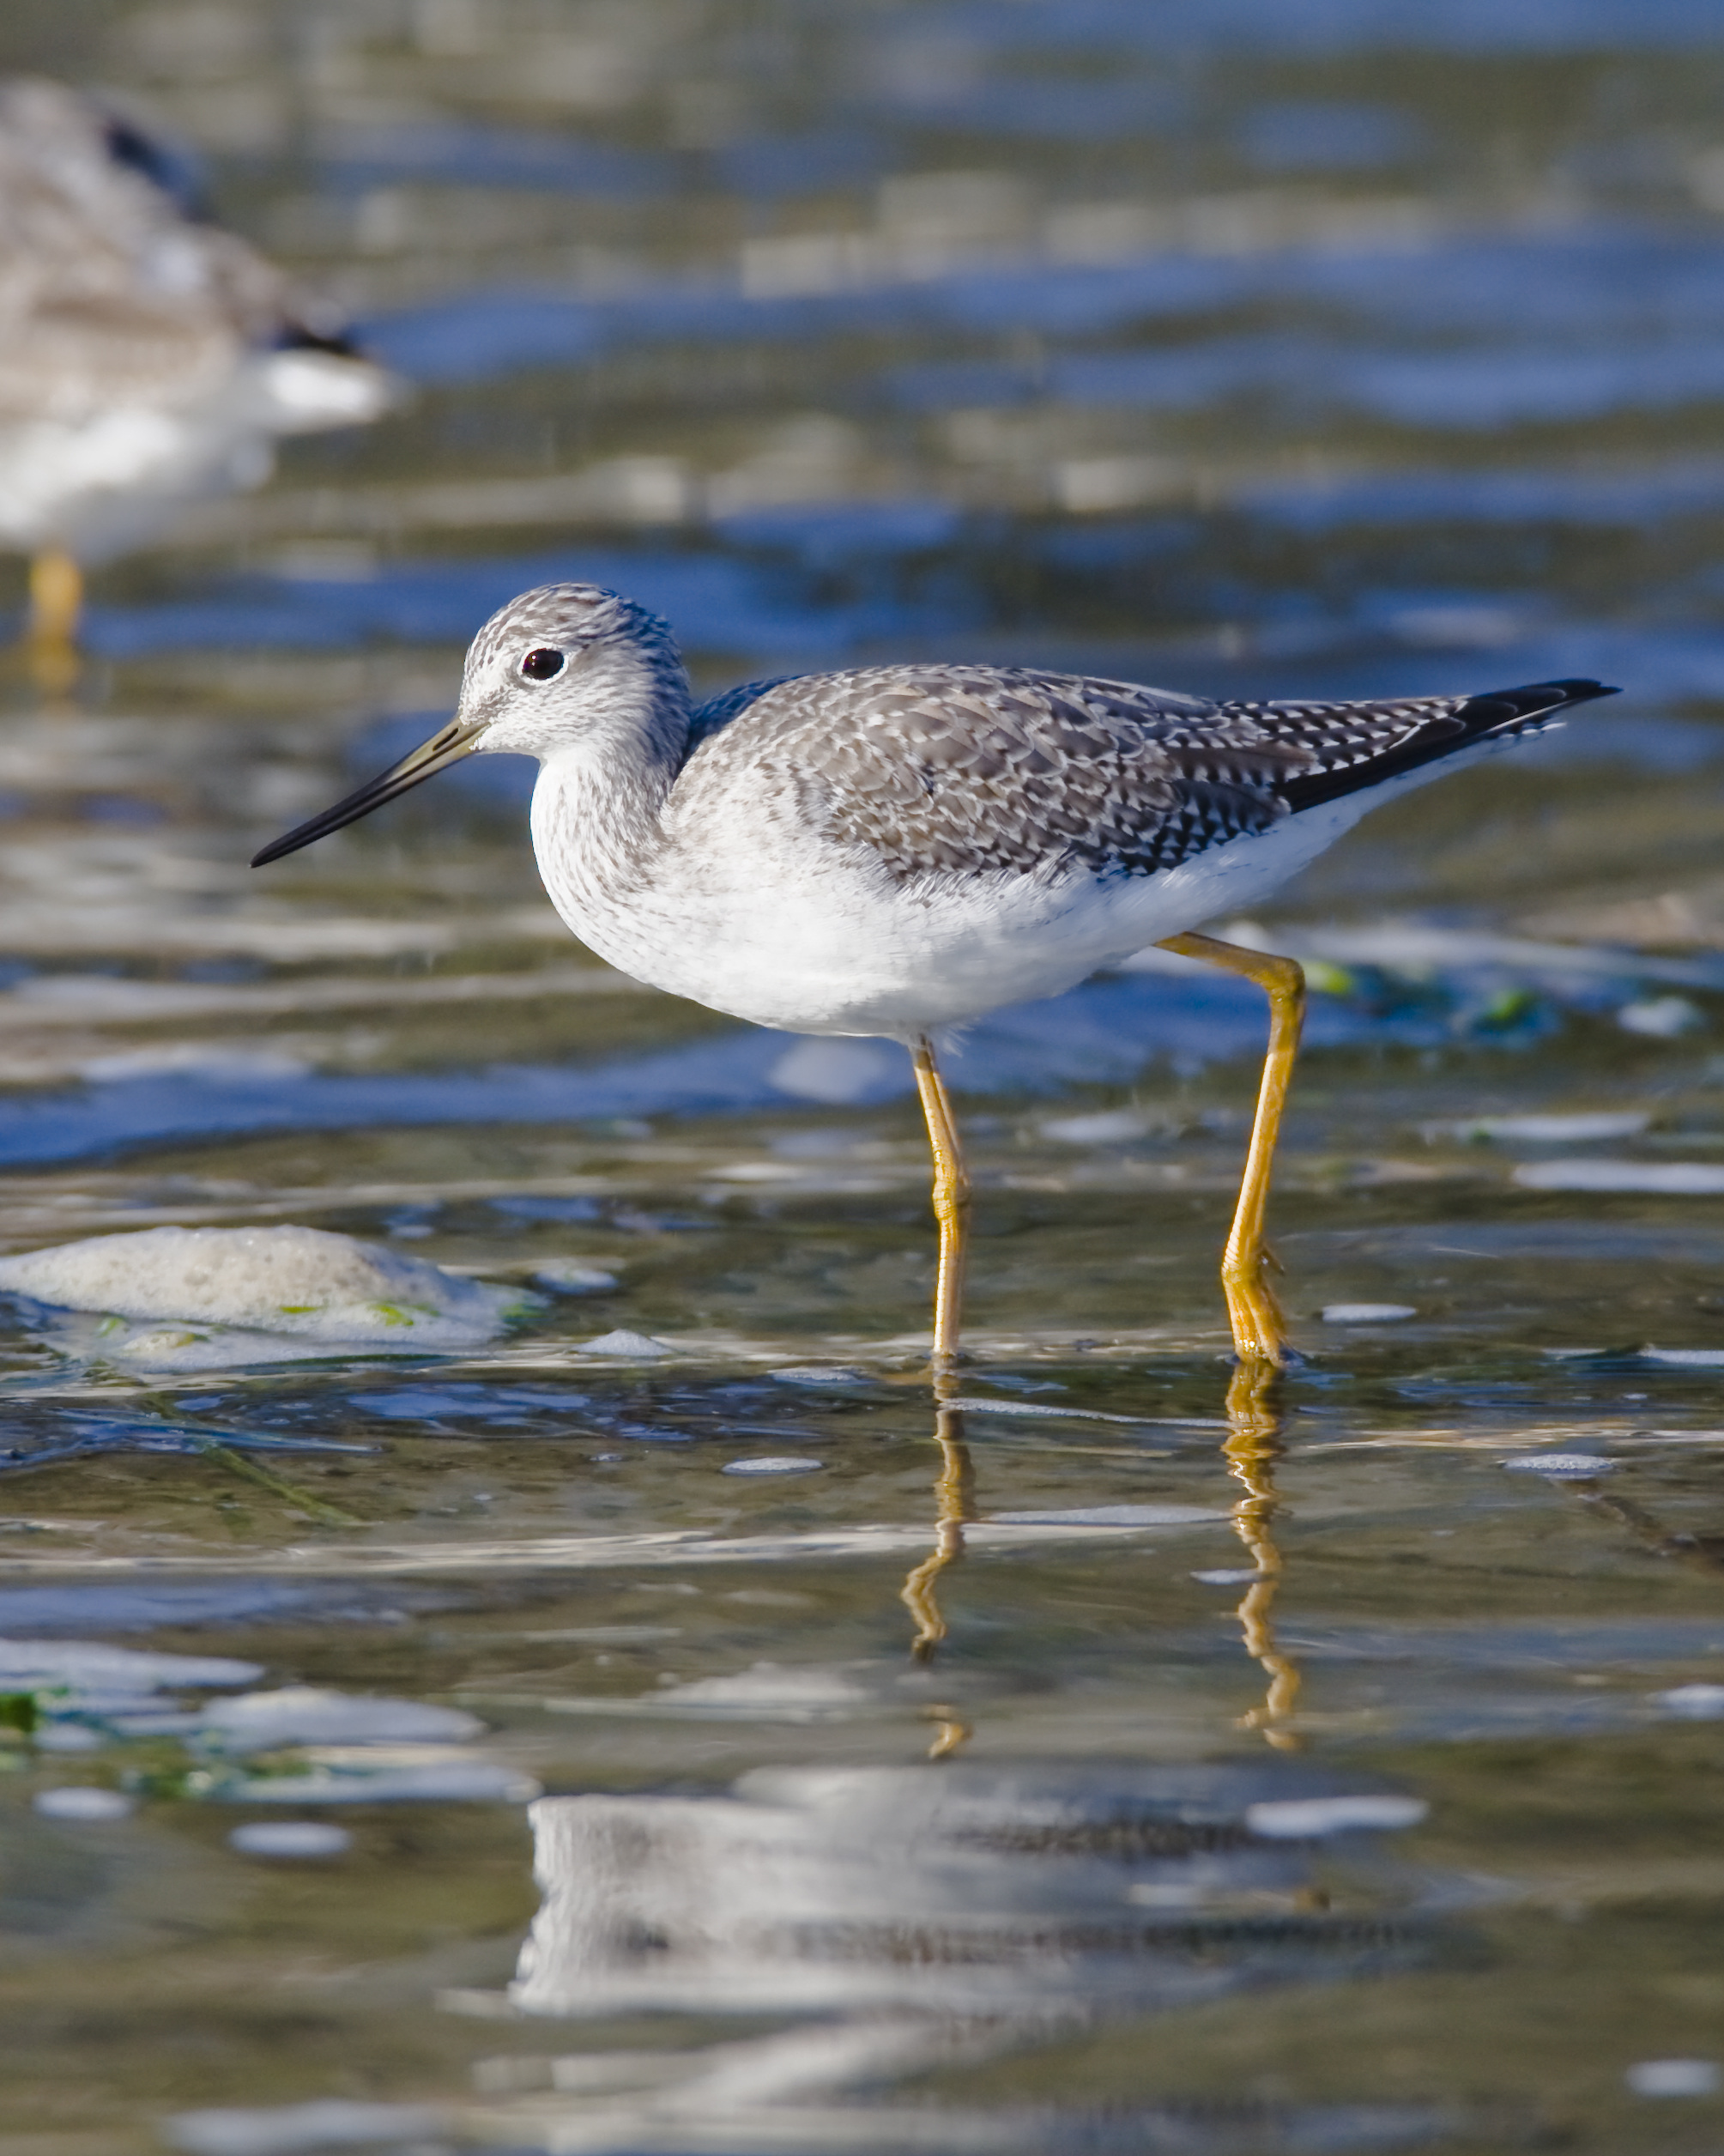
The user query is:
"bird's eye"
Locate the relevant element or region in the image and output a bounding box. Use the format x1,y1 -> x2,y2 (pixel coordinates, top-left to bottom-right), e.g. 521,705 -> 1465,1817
520,647 -> 566,681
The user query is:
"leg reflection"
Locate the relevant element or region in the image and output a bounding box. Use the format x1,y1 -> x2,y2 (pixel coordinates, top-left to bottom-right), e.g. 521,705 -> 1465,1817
900,1397 -> 975,1678
922,1705 -> 972,1759
1224,1362 -> 1302,1750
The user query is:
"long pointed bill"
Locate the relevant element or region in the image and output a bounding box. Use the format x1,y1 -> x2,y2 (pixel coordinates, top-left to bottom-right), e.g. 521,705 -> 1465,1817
251,713 -> 485,867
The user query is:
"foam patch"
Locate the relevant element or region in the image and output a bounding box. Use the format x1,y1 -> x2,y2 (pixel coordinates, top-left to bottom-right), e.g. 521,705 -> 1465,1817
0,1224 -> 535,1364
197,1686 -> 484,1753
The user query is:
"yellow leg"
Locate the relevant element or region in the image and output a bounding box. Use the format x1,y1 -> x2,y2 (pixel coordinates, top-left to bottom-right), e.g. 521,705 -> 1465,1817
1158,931 -> 1306,1365
911,1035 -> 971,1373
26,548 -> 82,693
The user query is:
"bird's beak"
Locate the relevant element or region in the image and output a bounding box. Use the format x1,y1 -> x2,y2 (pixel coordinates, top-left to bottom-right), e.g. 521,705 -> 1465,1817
251,712 -> 485,867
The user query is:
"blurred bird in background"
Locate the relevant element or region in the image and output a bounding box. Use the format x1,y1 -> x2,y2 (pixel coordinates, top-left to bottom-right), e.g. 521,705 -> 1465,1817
0,77 -> 397,687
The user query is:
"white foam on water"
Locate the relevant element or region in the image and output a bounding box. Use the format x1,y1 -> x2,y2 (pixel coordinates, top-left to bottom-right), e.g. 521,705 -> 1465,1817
578,1328 -> 671,1358
1191,1568 -> 1264,1585
1502,1452 -> 1614,1477
232,1760 -> 540,1804
1641,1347 -> 1724,1366
0,1638 -> 261,1697
229,1821 -> 354,1859
651,1662 -> 870,1713
1322,1302 -> 1417,1323
532,1259 -> 619,1293
990,1504 -> 1229,1528
33,1785 -> 134,1822
769,1366 -> 869,1387
78,1045 -> 311,1083
1245,1795 -> 1428,1838
1654,1684 -> 1724,1718
34,1724 -> 103,1753
1514,1159 -> 1724,1194
0,1225 -> 532,1361
1436,1111 -> 1651,1143
197,1686 -> 483,1752
1038,1109 -> 1154,1144
1617,996 -> 1704,1038
1625,2059 -> 1721,2098
723,1457 -> 825,1475
163,2098 -> 447,2156
0,1638 -> 260,1754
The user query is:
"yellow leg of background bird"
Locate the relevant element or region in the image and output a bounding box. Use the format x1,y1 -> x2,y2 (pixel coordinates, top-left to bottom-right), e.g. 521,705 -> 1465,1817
26,547 -> 82,693
1158,931 -> 1306,1365
911,1035 -> 971,1373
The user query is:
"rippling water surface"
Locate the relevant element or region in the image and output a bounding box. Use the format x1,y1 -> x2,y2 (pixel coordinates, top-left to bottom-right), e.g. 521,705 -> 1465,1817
6,3 -> 1724,2149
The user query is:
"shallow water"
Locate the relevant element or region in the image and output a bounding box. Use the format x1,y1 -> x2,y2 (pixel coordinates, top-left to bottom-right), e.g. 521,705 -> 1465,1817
5,3 -> 1724,2150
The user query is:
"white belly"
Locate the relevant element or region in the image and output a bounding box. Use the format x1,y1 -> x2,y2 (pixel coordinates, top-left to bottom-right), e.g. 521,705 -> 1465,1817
529,752 -> 1405,1041
527,733 -> 1503,1040
0,354 -> 394,559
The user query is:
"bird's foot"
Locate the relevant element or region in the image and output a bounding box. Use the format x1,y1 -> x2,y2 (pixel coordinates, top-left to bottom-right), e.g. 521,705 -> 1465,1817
1222,1260 -> 1294,1367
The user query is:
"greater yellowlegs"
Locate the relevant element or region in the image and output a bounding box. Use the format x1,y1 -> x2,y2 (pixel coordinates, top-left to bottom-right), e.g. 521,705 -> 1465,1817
0,78 -> 396,681
254,582 -> 1614,1369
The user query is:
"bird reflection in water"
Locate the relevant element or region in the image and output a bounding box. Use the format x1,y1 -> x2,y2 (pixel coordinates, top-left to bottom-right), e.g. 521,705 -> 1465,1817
897,1362 -> 1307,1759
480,1372 -> 1440,2151
1225,1363 -> 1304,1751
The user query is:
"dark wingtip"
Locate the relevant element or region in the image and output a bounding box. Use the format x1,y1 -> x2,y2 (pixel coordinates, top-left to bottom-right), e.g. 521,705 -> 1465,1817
1278,675 -> 1623,817
1462,676 -> 1620,731
1536,677 -> 1618,707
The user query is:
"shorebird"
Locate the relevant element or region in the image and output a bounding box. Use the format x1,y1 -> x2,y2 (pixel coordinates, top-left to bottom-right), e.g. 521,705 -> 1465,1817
0,78 -> 396,682
254,583 -> 1614,1370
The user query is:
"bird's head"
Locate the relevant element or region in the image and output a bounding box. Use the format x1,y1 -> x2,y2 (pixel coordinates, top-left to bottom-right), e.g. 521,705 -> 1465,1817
251,582 -> 685,866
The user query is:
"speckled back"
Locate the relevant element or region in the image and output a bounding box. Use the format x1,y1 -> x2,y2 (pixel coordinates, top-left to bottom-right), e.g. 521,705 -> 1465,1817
671,664 -> 1600,886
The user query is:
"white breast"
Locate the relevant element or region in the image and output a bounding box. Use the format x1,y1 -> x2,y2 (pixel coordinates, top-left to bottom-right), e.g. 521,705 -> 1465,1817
526,742 -> 1479,1040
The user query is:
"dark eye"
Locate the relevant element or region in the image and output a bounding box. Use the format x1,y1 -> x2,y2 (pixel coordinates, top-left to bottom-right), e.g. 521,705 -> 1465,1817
520,647 -> 566,681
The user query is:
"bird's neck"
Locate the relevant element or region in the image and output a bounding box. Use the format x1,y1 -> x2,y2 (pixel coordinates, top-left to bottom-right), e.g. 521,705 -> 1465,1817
529,645 -> 692,921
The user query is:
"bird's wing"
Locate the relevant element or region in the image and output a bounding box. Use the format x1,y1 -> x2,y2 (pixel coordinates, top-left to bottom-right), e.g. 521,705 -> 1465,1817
684,674 -> 802,755
1237,678 -> 1613,811
678,664 -> 1613,882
